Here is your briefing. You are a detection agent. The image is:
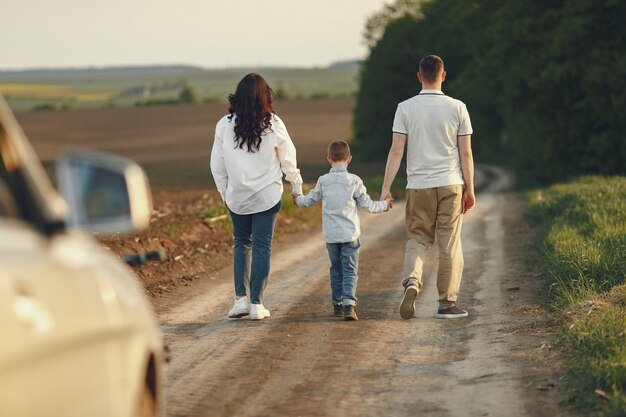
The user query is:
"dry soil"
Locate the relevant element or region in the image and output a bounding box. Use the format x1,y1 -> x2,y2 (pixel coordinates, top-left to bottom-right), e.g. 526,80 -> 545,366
155,166 -> 568,417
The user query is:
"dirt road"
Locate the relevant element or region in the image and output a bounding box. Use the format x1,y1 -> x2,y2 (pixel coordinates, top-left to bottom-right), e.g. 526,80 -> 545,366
156,167 -> 566,417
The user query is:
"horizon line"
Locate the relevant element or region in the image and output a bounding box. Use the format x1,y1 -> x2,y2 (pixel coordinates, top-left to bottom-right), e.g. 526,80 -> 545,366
0,59 -> 363,74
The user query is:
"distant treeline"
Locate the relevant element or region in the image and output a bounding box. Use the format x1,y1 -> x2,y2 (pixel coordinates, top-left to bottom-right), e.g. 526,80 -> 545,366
354,0 -> 626,183
2,63 -> 361,112
0,61 -> 361,78
0,65 -> 204,79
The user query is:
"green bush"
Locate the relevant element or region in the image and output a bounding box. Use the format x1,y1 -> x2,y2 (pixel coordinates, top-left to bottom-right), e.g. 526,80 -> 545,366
275,85 -> 290,100
31,102 -> 57,111
203,96 -> 222,104
309,91 -> 332,100
179,84 -> 197,104
135,98 -> 180,107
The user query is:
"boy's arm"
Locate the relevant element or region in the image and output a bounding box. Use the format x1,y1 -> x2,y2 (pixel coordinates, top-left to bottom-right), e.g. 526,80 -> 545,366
295,180 -> 322,207
355,178 -> 388,213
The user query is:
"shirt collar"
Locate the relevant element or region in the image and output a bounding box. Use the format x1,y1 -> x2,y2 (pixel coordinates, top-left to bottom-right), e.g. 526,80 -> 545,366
419,89 -> 444,95
329,166 -> 348,173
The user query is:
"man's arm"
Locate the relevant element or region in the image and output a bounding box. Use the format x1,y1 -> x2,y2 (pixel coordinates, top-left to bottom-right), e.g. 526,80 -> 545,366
457,135 -> 475,212
380,132 -> 407,203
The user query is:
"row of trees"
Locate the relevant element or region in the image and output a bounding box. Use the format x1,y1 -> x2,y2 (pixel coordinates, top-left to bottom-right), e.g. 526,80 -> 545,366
354,0 -> 626,182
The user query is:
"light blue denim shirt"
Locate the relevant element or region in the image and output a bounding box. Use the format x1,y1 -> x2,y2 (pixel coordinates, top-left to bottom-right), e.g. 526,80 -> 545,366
296,167 -> 388,243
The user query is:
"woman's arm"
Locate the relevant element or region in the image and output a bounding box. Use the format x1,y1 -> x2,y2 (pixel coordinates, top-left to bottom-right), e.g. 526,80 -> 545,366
295,180 -> 322,207
210,120 -> 228,201
274,116 -> 303,195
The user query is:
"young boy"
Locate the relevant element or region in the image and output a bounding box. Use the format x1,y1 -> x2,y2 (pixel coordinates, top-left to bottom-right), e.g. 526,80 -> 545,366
294,140 -> 392,320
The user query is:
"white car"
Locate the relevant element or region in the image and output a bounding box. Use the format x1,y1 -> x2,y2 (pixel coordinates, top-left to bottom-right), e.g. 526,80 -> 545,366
0,95 -> 164,417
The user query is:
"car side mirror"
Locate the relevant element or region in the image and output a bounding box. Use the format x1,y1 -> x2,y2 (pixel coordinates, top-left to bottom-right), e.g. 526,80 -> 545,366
55,149 -> 152,234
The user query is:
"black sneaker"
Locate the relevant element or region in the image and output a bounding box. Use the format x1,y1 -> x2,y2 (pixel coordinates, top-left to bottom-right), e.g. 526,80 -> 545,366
344,305 -> 358,321
436,305 -> 469,319
333,304 -> 343,317
400,285 -> 418,319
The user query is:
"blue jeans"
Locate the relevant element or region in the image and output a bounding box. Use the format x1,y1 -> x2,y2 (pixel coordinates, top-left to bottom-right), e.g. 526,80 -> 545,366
229,201 -> 281,304
326,239 -> 360,306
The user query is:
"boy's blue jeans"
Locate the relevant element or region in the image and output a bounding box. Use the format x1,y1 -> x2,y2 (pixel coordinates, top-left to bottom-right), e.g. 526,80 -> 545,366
326,239 -> 360,306
228,201 -> 281,305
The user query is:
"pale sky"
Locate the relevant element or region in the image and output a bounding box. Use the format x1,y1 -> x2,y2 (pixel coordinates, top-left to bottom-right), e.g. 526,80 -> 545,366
2,0 -> 393,70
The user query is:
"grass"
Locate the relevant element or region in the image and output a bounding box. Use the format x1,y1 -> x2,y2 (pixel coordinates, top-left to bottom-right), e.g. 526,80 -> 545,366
526,176 -> 626,416
200,204 -> 231,230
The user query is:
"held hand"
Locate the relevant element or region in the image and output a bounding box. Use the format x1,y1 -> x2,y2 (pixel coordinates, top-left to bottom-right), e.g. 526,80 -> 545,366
462,190 -> 476,213
384,196 -> 393,211
381,190 -> 393,210
291,194 -> 301,206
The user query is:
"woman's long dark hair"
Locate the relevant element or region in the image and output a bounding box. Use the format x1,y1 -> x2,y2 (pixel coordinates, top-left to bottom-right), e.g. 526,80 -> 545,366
227,73 -> 275,152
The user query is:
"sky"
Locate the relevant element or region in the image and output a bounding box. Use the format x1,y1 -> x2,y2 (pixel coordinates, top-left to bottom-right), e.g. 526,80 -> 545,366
2,0 -> 393,70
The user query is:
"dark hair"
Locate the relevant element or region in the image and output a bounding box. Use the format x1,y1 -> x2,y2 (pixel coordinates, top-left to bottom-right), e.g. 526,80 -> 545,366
328,140 -> 351,162
419,55 -> 444,83
227,73 -> 275,152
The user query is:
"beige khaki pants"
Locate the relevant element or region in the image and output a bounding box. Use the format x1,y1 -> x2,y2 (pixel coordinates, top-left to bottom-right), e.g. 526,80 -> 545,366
402,185 -> 464,307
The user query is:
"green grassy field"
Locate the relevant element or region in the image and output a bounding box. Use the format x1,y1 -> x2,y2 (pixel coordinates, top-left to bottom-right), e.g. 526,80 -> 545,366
527,176 -> 626,416
0,65 -> 359,112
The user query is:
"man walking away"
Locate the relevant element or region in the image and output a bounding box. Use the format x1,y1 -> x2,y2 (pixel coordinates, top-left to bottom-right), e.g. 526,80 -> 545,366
380,55 -> 475,320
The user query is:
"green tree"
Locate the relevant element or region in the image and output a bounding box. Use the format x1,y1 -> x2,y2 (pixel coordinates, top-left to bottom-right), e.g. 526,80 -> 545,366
354,0 -> 626,181
353,16 -> 425,160
179,84 -> 197,104
363,0 -> 424,48
461,0 -> 626,180
275,84 -> 290,100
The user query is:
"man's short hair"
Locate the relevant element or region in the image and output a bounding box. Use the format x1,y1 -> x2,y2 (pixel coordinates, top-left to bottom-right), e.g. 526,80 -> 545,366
328,140 -> 351,162
419,55 -> 444,83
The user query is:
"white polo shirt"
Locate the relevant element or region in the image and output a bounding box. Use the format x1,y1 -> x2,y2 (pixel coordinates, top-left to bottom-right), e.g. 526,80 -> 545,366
210,113 -> 303,215
392,90 -> 473,189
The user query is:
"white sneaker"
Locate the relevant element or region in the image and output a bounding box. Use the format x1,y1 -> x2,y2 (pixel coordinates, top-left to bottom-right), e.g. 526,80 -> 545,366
250,303 -> 271,320
228,296 -> 250,318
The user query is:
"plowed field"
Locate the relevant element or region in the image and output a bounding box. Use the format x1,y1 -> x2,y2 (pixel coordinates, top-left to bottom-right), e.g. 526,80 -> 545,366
17,98 -> 356,188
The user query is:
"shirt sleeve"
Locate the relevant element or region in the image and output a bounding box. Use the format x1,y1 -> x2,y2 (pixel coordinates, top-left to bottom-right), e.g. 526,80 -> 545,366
458,102 -> 473,136
392,105 -> 407,135
274,115 -> 303,195
295,179 -> 322,207
354,177 -> 388,213
210,118 -> 228,201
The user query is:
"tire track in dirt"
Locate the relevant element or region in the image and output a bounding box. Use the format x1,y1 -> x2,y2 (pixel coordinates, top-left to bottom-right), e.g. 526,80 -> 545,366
159,166 -> 566,417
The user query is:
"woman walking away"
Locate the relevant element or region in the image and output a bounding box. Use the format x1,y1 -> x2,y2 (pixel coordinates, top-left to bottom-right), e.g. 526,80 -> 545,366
210,73 -> 302,320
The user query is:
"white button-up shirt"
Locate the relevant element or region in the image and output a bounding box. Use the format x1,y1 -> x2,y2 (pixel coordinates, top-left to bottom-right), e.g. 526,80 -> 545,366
210,113 -> 303,215
296,167 -> 388,243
